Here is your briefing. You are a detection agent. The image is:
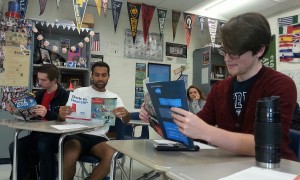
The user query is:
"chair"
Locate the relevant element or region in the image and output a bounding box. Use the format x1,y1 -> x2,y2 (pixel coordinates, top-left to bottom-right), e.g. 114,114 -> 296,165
78,114 -> 150,179
77,118 -> 126,179
289,129 -> 300,162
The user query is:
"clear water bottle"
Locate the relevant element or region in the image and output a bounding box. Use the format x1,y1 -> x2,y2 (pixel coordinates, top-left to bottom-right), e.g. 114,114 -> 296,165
254,96 -> 281,168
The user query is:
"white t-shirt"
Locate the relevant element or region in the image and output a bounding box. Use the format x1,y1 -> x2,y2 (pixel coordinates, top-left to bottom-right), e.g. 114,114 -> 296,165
73,86 -> 124,137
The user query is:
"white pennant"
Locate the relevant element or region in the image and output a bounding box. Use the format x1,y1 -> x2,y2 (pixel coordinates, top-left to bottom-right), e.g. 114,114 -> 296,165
50,23 -> 55,28
46,23 -> 50,27
62,25 -> 66,29
67,26 -> 71,30
55,24 -> 60,28
57,0 -> 61,8
72,27 -> 76,31
40,21 -> 45,26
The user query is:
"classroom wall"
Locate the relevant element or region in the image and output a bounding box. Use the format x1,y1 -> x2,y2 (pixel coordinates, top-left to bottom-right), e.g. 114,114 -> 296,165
3,0 -> 213,112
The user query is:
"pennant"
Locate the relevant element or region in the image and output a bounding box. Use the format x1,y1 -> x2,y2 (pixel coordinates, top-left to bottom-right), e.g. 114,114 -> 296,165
262,35 -> 276,69
219,20 -> 226,28
141,3 -> 155,43
102,0 -> 108,17
172,10 -> 181,41
95,0 -> 101,15
18,0 -> 28,18
57,0 -> 61,9
208,18 -> 218,44
127,2 -> 141,44
183,12 -> 195,47
157,8 -> 167,40
73,0 -> 89,33
278,15 -> 298,26
111,0 -> 123,33
92,33 -> 101,51
39,0 -> 48,16
199,16 -> 205,34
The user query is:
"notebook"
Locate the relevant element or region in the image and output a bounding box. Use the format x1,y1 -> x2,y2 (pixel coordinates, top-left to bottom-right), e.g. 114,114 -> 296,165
146,80 -> 197,150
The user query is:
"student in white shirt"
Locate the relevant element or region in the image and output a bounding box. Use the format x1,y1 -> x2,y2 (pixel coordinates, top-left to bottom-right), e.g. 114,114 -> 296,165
59,62 -> 130,180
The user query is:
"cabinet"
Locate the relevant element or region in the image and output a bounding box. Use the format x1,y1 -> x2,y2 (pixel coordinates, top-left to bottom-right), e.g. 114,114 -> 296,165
193,46 -> 225,96
31,22 -> 91,91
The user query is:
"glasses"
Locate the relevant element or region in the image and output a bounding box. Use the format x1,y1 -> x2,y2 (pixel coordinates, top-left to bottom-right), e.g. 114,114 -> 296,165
218,47 -> 246,59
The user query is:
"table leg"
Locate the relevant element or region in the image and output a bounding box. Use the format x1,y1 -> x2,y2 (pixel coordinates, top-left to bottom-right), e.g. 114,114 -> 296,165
13,129 -> 21,180
129,125 -> 136,180
58,134 -> 68,180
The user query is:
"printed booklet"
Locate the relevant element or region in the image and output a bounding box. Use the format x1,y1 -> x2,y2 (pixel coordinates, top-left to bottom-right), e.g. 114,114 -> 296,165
10,93 -> 37,120
66,92 -> 116,126
146,80 -> 196,149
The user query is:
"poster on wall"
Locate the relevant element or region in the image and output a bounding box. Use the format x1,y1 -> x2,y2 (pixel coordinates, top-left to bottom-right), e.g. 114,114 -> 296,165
0,16 -> 32,87
124,29 -> 163,61
134,63 -> 146,109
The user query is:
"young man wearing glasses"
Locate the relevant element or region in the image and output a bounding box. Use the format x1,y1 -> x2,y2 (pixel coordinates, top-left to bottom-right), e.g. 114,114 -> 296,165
139,12 -> 297,160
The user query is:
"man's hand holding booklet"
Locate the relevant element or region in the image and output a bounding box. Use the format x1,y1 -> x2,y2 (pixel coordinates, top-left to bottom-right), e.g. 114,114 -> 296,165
144,80 -> 199,151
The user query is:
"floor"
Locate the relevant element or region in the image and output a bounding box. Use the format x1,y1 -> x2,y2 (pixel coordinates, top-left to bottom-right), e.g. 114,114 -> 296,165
0,157 -> 163,180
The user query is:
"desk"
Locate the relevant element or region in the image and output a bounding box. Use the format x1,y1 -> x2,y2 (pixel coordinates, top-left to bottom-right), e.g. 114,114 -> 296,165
107,140 -> 300,180
9,121 -> 103,180
127,120 -> 149,179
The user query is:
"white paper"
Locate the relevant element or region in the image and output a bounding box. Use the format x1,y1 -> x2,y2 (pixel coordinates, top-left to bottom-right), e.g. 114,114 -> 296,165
202,67 -> 209,84
51,124 -> 88,130
66,92 -> 91,121
219,167 -> 298,180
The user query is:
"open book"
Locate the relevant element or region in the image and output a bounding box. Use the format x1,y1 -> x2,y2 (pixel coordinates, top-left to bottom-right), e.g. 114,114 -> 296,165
9,93 -> 37,121
66,92 -> 117,126
146,80 -> 196,149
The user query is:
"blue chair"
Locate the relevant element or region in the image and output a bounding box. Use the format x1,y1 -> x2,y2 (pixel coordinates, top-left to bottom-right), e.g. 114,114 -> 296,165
289,129 -> 300,162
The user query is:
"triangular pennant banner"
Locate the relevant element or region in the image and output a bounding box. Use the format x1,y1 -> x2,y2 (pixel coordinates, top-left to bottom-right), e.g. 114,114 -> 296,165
183,12 -> 195,47
172,10 -> 181,41
50,23 -> 55,28
18,0 -> 28,19
111,0 -> 123,33
127,2 -> 141,44
199,16 -> 205,34
73,0 -> 89,33
57,0 -> 61,8
56,24 -> 60,28
157,8 -> 167,40
95,0 -> 102,16
142,3 -> 156,43
41,21 -> 45,26
102,0 -> 108,17
39,0 -> 48,16
208,18 -> 218,44
72,27 -> 76,31
46,23 -> 50,27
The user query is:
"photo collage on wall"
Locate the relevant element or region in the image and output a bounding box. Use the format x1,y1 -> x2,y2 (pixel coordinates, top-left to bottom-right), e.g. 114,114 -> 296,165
124,29 -> 163,61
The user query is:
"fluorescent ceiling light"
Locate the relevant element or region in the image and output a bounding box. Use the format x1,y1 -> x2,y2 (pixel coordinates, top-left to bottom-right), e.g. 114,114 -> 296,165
205,0 -> 253,14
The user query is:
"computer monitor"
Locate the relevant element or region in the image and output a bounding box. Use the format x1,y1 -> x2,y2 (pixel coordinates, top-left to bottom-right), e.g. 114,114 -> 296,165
148,63 -> 171,82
